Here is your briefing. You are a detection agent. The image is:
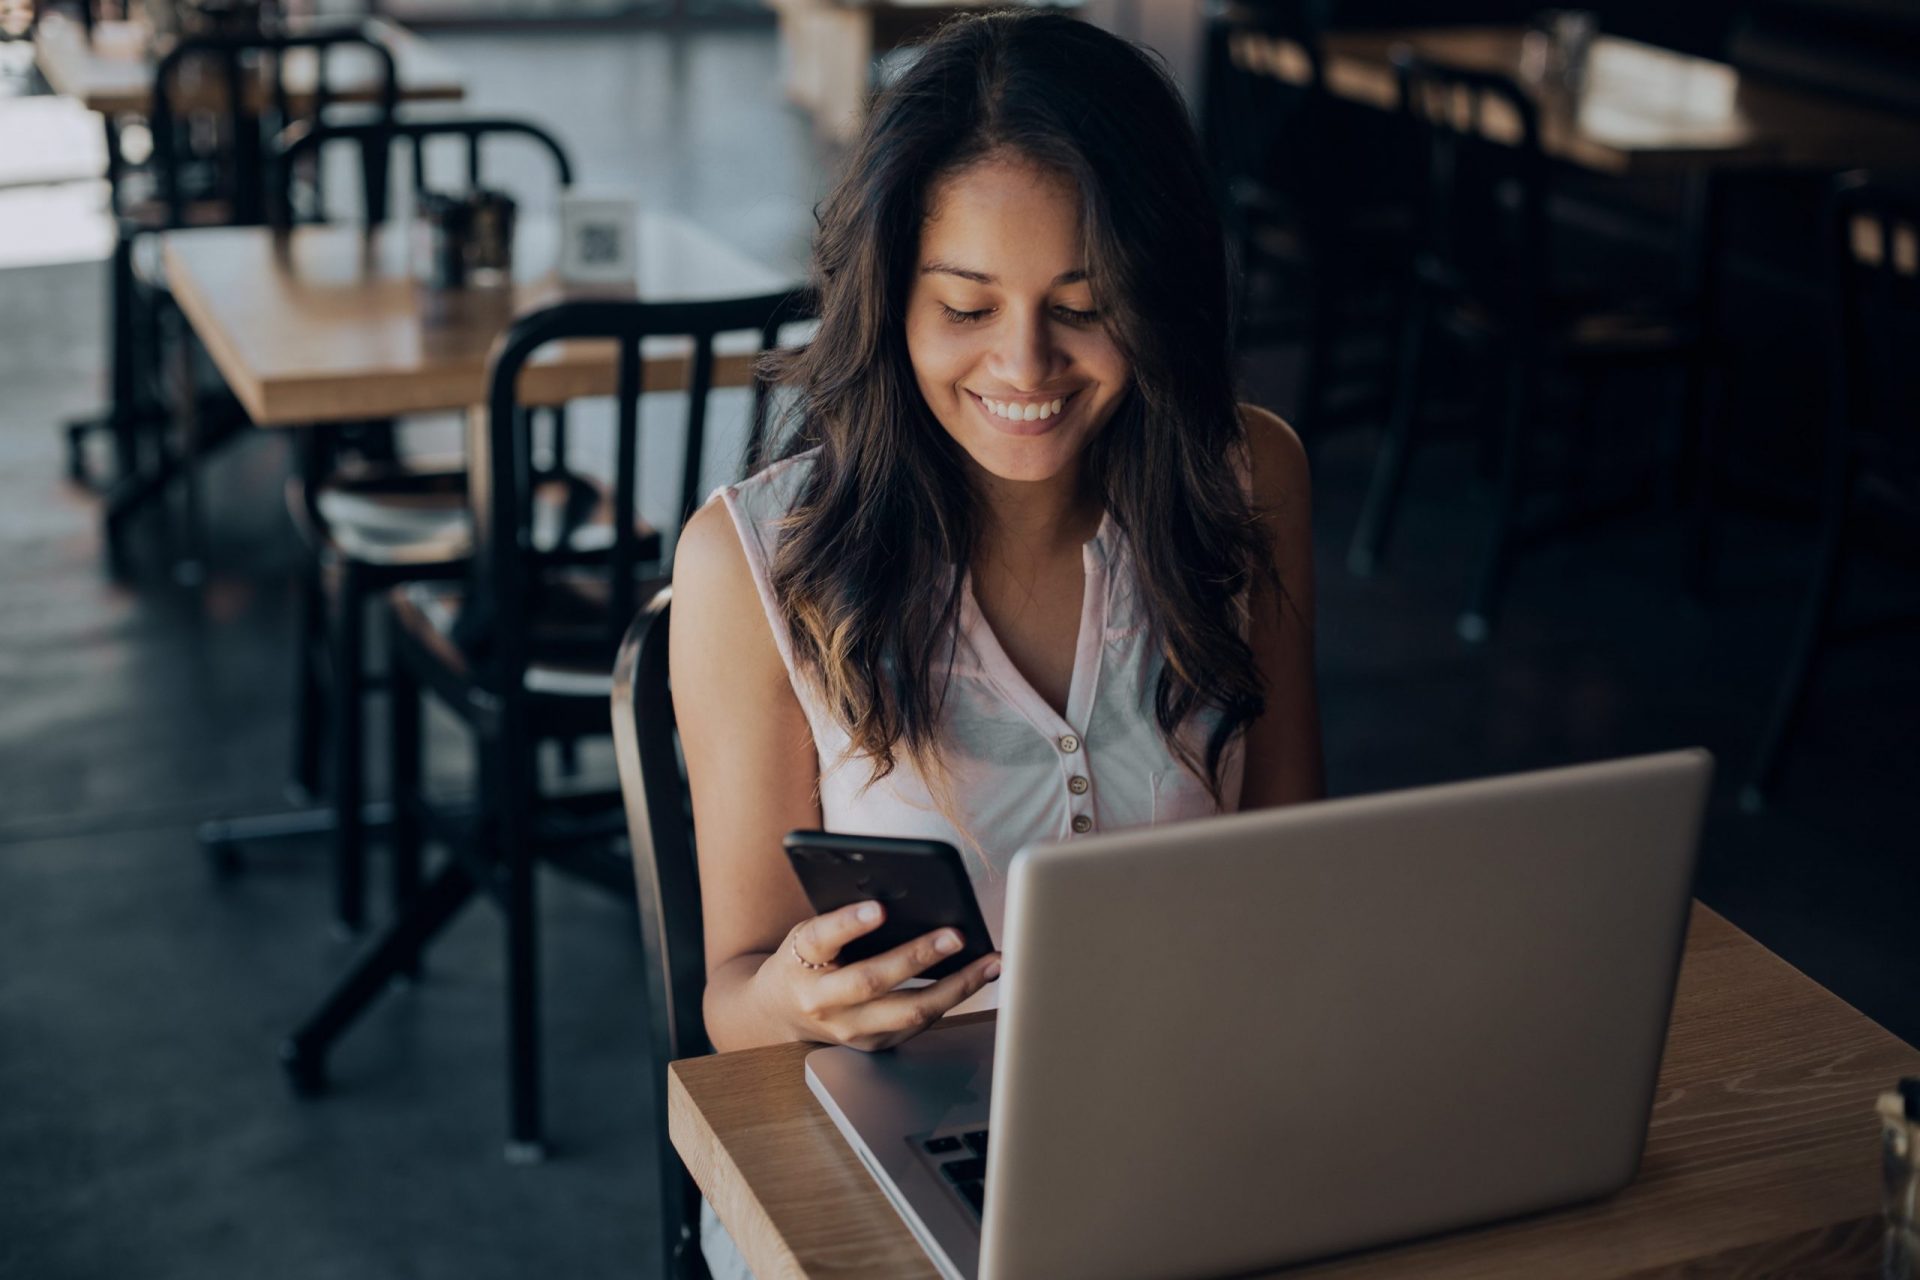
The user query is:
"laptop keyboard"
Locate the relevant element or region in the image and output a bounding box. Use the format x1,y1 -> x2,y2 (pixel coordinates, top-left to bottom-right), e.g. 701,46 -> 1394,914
918,1127 -> 990,1218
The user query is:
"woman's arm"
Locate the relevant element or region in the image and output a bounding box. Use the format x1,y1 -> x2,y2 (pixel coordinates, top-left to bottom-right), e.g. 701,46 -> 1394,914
1235,404 -> 1326,808
670,500 -> 1000,1052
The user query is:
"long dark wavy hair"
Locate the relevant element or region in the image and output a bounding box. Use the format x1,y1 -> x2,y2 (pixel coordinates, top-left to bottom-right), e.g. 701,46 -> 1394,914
765,10 -> 1274,800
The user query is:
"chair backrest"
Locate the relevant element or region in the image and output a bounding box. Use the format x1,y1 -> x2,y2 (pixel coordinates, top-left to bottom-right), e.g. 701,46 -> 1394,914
150,24 -> 398,228
1202,0 -> 1332,234
611,590 -> 706,1060
1828,173 -> 1920,507
738,285 -> 820,479
271,115 -> 575,229
1393,49 -> 1547,317
464,290 -> 811,695
610,590 -> 710,1280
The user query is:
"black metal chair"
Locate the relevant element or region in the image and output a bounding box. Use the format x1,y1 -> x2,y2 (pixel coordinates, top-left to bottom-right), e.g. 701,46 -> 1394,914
73,25 -> 400,574
280,289 -> 809,1161
209,115 -> 580,934
1742,175 -> 1920,810
1201,0 -> 1409,448
611,590 -> 713,1280
1347,51 -> 1711,642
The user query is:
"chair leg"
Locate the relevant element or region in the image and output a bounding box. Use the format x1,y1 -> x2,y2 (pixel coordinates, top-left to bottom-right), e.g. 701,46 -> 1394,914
330,562 -> 367,934
1741,476 -> 1852,811
389,610 -> 423,978
492,730 -> 545,1163
1348,292 -> 1430,576
1458,343 -> 1533,644
289,560 -> 327,803
282,860 -> 480,1096
676,1170 -> 715,1280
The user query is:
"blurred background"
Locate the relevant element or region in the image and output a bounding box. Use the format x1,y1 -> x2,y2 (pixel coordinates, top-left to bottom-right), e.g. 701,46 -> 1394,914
0,0 -> 1914,1276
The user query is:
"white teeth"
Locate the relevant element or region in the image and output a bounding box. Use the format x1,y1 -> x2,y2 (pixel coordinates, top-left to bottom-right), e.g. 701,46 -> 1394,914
980,395 -> 1068,421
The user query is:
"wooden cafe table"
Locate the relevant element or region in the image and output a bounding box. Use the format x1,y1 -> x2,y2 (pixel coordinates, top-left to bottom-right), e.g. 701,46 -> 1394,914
673,904 -> 1920,1278
159,211 -> 798,429
1307,26 -> 1920,177
168,209 -> 797,847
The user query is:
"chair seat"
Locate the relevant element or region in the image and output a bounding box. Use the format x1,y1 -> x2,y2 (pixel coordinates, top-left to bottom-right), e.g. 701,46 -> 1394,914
295,462 -> 661,570
301,461 -> 471,567
390,571 -> 668,705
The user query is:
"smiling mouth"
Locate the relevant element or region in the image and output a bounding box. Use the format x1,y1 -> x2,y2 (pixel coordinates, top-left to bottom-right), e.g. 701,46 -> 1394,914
967,389 -> 1079,424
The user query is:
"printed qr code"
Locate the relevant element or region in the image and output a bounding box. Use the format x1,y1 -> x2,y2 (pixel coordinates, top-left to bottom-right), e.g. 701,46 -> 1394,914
581,224 -> 622,265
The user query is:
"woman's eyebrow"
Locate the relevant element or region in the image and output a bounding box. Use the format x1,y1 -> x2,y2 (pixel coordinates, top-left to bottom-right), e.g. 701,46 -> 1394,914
919,261 -> 1088,286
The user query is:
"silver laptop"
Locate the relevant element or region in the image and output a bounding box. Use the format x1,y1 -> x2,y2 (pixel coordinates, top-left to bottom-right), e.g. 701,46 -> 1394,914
805,750 -> 1712,1280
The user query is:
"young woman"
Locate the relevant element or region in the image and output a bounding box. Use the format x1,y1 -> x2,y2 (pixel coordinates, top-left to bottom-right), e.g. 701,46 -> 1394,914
672,11 -> 1322,1062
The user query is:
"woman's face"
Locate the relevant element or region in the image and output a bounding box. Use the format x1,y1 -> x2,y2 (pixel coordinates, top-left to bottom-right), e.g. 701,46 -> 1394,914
905,151 -> 1131,487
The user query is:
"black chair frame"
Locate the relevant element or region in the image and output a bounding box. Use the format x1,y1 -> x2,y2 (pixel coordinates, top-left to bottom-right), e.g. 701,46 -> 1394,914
271,114 -> 575,230
281,289 -> 807,1161
1202,0 -> 1406,447
1349,50 -> 1709,642
212,114 -> 578,933
1742,174 -> 1920,808
612,590 -> 714,1280
77,24 -> 399,575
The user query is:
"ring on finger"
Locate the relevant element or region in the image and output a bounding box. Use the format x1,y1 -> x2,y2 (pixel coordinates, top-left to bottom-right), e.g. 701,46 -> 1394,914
791,935 -> 835,972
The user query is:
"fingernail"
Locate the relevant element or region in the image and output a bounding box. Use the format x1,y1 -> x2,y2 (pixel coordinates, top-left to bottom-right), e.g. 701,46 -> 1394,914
857,902 -> 881,924
934,931 -> 961,954
985,961 -> 1002,981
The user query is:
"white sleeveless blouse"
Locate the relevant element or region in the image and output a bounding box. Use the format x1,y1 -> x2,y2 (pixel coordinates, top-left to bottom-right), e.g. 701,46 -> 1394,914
715,449 -> 1245,967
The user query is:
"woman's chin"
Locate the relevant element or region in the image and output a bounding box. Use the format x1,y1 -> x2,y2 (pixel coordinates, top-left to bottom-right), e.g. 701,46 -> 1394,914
955,436 -> 1085,485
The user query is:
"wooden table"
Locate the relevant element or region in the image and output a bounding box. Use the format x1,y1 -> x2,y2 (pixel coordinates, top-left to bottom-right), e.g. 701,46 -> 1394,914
672,904 -> 1920,1278
32,11 -> 465,116
1305,26 -> 1920,177
160,211 -> 799,426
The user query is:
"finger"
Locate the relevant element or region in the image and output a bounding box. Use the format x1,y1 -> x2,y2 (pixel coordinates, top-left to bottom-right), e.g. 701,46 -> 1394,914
843,951 -> 1001,1043
818,926 -> 969,1007
792,900 -> 885,966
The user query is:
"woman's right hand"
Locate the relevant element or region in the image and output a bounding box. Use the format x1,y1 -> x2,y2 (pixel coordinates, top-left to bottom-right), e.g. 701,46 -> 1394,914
758,901 -> 1001,1052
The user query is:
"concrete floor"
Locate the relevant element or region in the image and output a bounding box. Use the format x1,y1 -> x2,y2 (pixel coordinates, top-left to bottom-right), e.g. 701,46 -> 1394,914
2,21 -> 1917,1280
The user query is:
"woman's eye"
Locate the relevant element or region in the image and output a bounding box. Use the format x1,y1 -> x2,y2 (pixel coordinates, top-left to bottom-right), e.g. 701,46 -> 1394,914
940,304 -> 991,324
1054,306 -> 1101,325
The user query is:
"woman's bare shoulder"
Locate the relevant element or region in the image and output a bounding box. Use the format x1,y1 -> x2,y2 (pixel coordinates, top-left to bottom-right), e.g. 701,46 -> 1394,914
1236,402 -> 1310,512
671,498 -> 781,667
673,498 -> 753,600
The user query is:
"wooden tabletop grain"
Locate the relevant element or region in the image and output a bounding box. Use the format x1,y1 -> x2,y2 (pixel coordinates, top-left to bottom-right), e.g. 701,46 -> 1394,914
1304,26 -> 1920,176
32,12 -> 465,117
160,212 -> 799,426
671,903 -> 1920,1278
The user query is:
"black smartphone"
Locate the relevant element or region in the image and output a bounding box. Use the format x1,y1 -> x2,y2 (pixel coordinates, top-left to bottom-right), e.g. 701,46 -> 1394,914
782,831 -> 993,980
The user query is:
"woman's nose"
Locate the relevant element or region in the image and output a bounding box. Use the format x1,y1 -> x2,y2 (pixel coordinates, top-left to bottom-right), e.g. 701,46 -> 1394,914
988,309 -> 1058,390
